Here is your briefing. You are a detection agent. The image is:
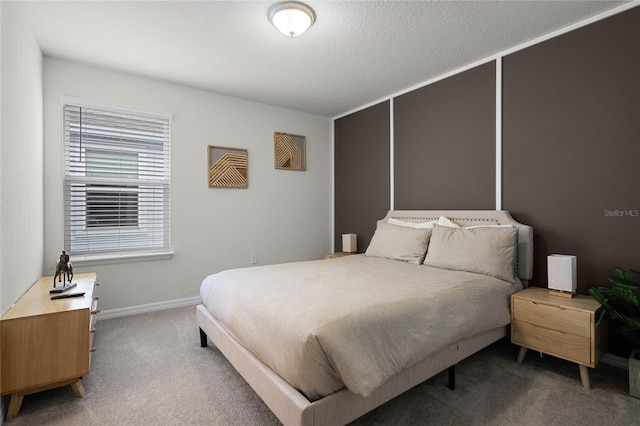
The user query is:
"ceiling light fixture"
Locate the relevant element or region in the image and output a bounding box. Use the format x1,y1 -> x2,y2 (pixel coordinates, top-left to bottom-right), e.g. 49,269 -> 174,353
268,1 -> 316,37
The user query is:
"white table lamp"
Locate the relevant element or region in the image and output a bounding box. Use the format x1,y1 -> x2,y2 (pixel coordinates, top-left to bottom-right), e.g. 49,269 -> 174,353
342,234 -> 357,253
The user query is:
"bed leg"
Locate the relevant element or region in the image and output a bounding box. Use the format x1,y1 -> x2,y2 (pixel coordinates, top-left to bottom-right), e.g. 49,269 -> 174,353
200,328 -> 208,347
448,365 -> 456,390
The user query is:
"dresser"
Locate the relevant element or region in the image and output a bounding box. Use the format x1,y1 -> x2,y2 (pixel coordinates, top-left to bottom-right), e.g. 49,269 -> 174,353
0,273 -> 98,420
511,287 -> 606,389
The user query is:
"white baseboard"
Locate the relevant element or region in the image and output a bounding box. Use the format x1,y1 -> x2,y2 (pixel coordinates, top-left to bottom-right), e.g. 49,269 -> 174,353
601,353 -> 629,371
98,296 -> 201,320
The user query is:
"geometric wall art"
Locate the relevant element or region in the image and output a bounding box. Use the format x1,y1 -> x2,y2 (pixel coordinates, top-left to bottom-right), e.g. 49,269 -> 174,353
208,145 -> 248,188
274,131 -> 306,171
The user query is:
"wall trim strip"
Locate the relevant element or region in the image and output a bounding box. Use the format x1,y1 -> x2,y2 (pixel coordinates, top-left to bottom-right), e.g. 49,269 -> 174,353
496,57 -> 502,211
389,98 -> 395,210
331,119 -> 336,252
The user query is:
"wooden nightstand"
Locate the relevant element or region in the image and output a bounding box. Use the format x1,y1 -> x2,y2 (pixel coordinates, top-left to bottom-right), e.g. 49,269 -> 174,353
323,252 -> 358,259
511,287 -> 607,389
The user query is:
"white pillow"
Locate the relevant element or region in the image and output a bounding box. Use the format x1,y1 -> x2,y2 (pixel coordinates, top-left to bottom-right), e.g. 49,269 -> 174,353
437,216 -> 460,227
437,216 -> 515,229
365,222 -> 432,265
424,224 -> 518,283
387,218 -> 436,229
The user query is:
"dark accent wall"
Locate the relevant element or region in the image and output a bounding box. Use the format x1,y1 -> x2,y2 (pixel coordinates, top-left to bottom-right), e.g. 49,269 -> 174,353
333,7 -> 639,297
394,62 -> 496,210
503,8 -> 640,291
334,101 -> 390,252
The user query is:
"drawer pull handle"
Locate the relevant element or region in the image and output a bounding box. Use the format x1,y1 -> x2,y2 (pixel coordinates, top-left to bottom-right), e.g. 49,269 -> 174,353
90,347 -> 96,352
530,323 -> 568,336
90,328 -> 96,333
93,297 -> 100,300
91,310 -> 101,315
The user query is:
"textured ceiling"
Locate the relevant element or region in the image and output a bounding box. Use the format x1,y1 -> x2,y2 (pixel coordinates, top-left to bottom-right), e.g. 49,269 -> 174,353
26,1 -> 629,117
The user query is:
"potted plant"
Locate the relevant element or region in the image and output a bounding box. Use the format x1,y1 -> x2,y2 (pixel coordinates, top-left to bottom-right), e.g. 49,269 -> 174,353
589,267 -> 640,398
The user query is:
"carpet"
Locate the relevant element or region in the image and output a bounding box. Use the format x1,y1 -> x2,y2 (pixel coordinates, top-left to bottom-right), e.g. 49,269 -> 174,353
7,306 -> 640,425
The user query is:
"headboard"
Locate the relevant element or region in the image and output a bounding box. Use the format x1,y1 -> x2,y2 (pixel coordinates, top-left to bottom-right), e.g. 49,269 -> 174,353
380,210 -> 534,283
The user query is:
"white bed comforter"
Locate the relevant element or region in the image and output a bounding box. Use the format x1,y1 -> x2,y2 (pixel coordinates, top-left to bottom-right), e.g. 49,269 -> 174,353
200,255 -> 521,401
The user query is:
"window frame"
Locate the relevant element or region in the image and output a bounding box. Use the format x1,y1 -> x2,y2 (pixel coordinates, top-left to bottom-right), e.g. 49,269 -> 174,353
61,97 -> 173,264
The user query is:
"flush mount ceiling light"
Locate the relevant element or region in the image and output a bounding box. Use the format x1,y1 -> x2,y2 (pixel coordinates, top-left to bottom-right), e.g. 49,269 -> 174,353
268,1 -> 316,37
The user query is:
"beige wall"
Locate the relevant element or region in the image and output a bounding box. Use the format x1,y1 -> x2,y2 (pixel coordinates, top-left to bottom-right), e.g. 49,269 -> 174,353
0,2 -> 44,316
43,58 -> 332,311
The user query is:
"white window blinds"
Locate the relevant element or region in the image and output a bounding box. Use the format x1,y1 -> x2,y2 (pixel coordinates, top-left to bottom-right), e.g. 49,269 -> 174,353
63,102 -> 172,257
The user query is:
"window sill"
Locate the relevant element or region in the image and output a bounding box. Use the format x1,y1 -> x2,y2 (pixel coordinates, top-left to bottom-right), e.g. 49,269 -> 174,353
70,251 -> 174,267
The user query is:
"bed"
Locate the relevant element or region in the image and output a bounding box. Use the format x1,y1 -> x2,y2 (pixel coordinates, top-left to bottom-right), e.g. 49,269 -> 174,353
197,210 -> 533,425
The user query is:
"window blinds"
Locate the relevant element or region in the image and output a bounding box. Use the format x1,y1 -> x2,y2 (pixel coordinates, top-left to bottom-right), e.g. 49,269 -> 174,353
63,103 -> 171,257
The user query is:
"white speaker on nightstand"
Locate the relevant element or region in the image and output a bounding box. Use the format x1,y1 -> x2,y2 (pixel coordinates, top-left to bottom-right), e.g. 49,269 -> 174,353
342,234 -> 357,253
548,254 -> 577,297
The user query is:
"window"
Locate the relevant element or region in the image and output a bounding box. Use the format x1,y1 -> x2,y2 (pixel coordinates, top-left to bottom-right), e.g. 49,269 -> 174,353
63,101 -> 172,258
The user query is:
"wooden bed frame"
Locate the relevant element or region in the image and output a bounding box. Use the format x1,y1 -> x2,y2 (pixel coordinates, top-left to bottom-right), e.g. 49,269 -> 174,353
197,210 -> 533,426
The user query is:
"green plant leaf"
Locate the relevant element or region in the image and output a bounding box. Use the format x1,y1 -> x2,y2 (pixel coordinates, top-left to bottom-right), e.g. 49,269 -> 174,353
614,267 -> 640,284
609,276 -> 640,290
589,287 -> 610,310
594,306 -> 607,328
590,267 -> 640,335
608,286 -> 639,306
590,287 -> 623,324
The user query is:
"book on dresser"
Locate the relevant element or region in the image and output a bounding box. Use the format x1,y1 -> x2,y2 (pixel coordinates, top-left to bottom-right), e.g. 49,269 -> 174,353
0,272 -> 99,421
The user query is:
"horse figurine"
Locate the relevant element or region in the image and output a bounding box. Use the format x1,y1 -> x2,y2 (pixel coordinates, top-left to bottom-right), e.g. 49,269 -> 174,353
53,250 -> 73,287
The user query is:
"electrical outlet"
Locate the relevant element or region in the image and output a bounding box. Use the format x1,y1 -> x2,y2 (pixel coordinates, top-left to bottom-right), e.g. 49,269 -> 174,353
250,253 -> 258,264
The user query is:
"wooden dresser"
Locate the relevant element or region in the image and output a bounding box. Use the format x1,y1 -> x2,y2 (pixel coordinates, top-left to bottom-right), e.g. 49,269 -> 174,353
511,286 -> 606,389
0,273 -> 98,420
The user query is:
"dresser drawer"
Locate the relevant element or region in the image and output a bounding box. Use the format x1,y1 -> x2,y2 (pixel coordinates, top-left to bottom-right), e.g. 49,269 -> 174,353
513,298 -> 591,338
89,289 -> 99,366
513,319 -> 591,365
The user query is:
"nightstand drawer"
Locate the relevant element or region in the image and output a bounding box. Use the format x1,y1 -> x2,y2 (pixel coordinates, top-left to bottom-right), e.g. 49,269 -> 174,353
513,298 -> 591,338
513,319 -> 591,365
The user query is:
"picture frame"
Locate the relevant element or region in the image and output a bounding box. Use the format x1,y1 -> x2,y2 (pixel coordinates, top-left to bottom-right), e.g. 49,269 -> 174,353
274,131 -> 306,171
208,145 -> 248,188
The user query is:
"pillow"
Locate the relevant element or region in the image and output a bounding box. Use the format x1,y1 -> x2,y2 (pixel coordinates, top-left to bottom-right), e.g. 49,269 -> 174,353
437,216 -> 515,229
387,218 -> 436,229
437,216 -> 460,227
423,224 -> 518,283
365,222 -> 432,264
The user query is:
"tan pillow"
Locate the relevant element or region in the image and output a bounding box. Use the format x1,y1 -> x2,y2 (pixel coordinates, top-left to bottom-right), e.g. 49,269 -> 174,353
365,222 -> 432,265
424,224 -> 518,283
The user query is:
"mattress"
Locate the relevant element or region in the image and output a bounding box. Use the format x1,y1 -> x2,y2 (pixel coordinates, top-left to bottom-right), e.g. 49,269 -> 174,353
200,254 -> 522,401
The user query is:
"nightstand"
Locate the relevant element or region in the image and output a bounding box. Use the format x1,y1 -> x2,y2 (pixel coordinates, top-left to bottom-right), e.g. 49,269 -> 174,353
323,252 -> 358,259
511,287 -> 607,389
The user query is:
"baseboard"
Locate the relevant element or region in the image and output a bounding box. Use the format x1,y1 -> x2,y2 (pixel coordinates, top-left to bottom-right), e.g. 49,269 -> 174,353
601,353 -> 629,371
98,296 -> 201,320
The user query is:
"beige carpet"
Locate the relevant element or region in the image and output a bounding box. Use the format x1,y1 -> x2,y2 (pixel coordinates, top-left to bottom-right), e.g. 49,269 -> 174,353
6,306 -> 640,425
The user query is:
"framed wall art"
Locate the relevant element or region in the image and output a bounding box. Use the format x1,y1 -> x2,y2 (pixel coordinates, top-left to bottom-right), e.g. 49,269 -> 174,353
274,131 -> 306,171
208,145 -> 248,188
